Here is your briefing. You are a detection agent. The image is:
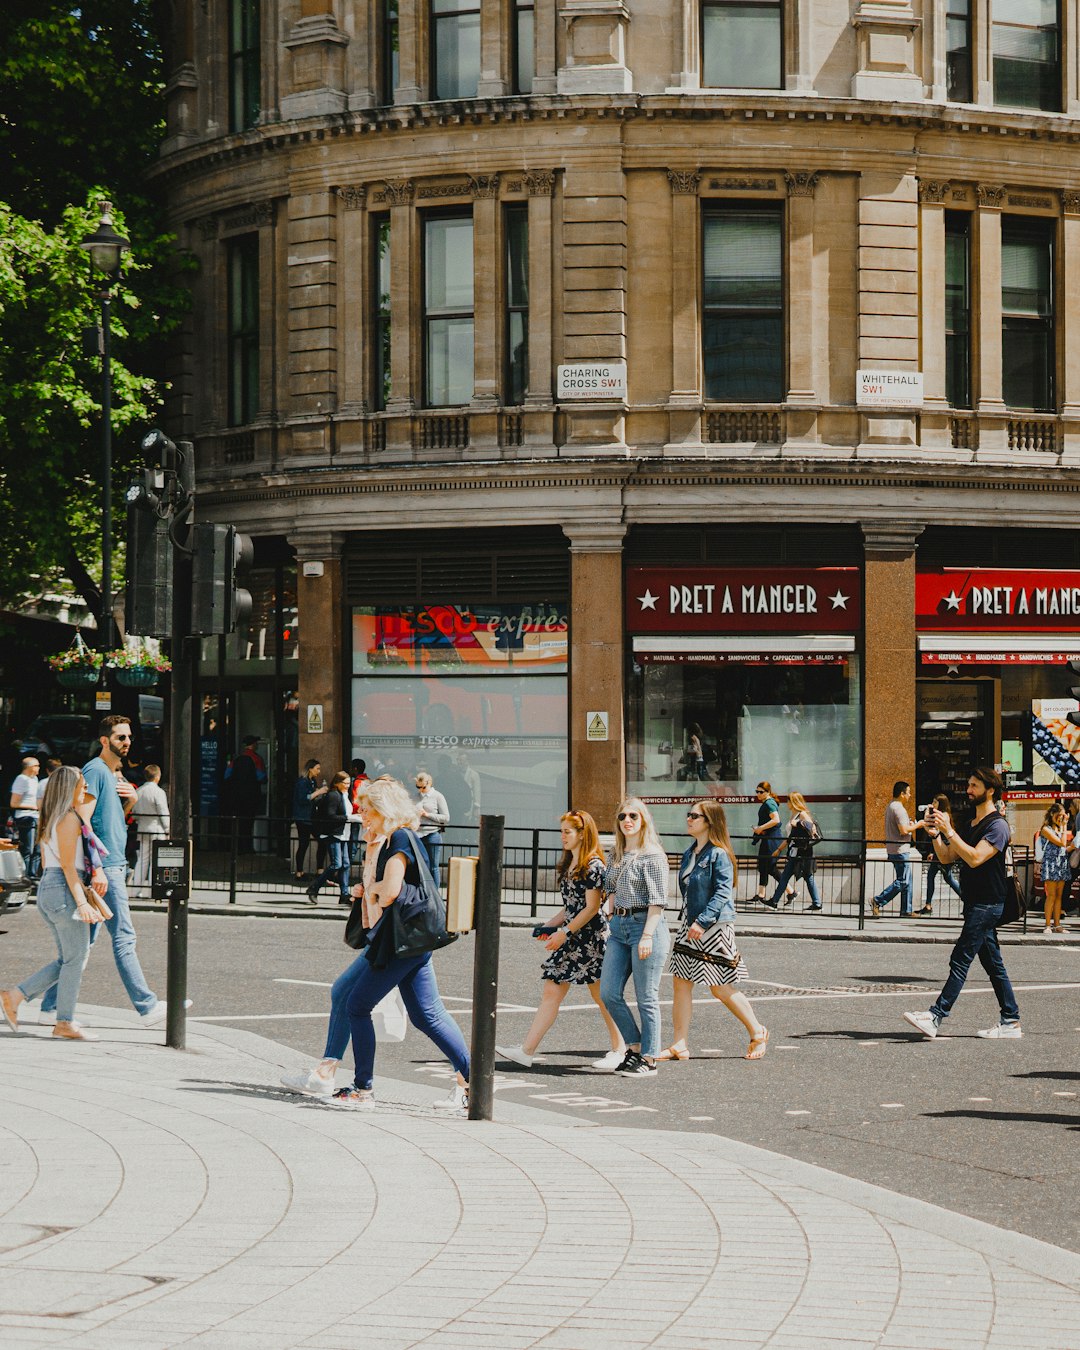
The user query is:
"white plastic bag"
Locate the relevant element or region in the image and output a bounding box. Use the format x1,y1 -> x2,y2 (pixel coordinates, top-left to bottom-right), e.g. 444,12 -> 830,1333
371,988 -> 408,1043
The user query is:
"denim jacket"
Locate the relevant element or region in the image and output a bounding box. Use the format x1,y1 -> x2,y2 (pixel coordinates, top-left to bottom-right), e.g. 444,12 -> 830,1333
678,842 -> 735,927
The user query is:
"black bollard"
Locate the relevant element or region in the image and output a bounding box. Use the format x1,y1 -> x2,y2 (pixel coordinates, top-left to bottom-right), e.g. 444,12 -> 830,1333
469,814 -> 504,1121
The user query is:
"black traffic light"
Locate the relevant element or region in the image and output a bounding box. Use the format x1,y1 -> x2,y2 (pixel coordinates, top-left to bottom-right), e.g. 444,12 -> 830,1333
191,523 -> 254,635
124,469 -> 173,637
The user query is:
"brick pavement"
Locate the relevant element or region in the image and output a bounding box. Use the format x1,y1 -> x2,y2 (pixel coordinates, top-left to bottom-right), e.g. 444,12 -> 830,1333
2,1005 -> 1079,1349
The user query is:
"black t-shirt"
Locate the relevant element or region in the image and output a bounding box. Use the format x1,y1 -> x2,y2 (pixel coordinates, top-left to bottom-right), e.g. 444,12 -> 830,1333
957,812 -> 1011,907
375,828 -> 423,888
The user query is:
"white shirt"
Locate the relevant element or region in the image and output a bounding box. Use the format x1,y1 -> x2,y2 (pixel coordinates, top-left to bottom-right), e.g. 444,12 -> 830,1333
133,781 -> 171,836
10,773 -> 40,817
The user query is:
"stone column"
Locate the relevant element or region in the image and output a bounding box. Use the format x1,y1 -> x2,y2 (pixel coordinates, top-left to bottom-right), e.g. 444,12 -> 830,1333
918,181 -> 950,409
290,531 -> 346,776
785,170 -> 819,404
974,184 -> 1006,414
564,522 -> 626,821
395,0 -> 423,102
335,185 -> 368,418
470,175 -> 501,408
385,180 -> 416,414
1061,192 -> 1080,456
666,0 -> 700,92
286,191 -> 337,425
973,0 -> 993,107
533,0 -> 559,94
666,170 -> 702,447
479,0 -> 509,95
861,523 -> 923,842
525,172 -> 556,405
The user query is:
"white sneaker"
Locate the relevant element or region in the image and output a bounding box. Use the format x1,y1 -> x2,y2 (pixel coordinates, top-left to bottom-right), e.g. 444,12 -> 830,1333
140,998 -> 193,1027
280,1067 -> 335,1097
433,1083 -> 469,1112
1043,927 -> 1053,935
495,1044 -> 534,1067
591,1048 -> 626,1071
977,1021 -> 1022,1039
903,1010 -> 941,1039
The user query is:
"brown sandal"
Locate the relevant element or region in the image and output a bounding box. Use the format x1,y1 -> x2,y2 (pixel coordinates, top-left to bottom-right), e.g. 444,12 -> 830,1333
746,1027 -> 769,1060
656,1045 -> 690,1061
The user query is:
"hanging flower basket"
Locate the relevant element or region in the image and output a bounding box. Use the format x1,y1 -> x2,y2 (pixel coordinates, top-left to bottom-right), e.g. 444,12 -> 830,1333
47,633 -> 103,690
104,644 -> 171,690
115,666 -> 159,689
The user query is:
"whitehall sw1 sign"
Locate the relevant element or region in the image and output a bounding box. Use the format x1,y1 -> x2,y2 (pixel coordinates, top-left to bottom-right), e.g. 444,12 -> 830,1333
556,362 -> 627,400
856,369 -> 924,406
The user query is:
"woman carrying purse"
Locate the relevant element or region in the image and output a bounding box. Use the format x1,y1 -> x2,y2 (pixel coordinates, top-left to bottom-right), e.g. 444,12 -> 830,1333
2,767 -> 109,1041
660,798 -> 769,1062
767,791 -> 823,912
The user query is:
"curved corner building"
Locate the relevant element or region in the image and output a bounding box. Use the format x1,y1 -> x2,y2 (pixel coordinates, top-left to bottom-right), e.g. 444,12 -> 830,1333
155,2 -> 1080,847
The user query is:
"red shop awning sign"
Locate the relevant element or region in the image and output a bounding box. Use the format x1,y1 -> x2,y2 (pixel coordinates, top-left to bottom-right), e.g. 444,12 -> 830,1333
917,568 -> 1080,634
626,567 -> 861,634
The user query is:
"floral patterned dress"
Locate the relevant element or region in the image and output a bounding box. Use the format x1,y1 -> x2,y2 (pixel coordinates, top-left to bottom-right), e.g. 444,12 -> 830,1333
541,857 -> 608,985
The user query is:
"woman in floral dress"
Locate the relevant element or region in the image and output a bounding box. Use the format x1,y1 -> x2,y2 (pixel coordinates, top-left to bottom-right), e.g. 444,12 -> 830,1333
496,810 -> 625,1070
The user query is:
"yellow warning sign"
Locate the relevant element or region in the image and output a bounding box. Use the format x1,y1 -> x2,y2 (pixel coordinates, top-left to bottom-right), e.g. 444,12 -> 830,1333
306,704 -> 324,734
586,711 -> 609,742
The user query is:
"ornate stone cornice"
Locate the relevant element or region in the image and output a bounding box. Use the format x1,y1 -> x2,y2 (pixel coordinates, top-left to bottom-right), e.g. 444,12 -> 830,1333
219,199 -> 275,232
335,185 -> 367,210
667,169 -> 700,195
976,183 -> 1007,210
382,178 -> 415,206
467,173 -> 500,198
784,170 -> 819,198
918,179 -> 950,204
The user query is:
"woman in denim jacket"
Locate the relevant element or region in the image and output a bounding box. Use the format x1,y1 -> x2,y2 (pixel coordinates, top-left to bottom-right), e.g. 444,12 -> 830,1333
660,798 -> 769,1061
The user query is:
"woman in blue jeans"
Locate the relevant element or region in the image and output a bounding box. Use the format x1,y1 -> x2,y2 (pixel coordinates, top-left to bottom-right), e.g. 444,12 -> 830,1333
599,798 -> 670,1077
281,777 -> 469,1111
2,767 -> 106,1042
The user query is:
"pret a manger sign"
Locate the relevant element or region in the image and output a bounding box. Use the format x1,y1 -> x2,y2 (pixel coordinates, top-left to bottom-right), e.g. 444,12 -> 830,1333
917,569 -> 1080,632
627,567 -> 861,634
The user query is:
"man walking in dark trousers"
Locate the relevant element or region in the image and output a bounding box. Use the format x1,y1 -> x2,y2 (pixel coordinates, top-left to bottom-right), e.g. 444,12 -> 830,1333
903,766 -> 1021,1040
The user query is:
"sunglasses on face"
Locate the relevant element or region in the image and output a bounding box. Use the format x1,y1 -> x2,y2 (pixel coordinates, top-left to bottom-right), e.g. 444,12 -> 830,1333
686,811 -> 704,820
617,812 -> 640,822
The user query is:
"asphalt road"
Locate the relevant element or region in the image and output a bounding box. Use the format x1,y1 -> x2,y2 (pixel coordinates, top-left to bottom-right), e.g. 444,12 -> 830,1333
3,905 -> 1079,1253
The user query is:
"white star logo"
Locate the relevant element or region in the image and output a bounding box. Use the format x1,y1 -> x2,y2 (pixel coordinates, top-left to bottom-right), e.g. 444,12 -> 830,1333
638,590 -> 658,611
828,590 -> 848,610
944,590 -> 962,611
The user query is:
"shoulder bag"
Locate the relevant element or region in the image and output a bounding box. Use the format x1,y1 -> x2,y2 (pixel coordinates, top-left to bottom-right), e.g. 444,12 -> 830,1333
997,837 -> 1024,928
388,830 -> 458,959
79,822 -> 113,922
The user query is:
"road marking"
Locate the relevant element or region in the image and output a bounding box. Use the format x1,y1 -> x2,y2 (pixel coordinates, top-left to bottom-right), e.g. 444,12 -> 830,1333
688,1116 -> 714,1122
786,1110 -> 811,1116
880,1103 -> 904,1109
1053,1091 -> 1077,1099
969,1097 -> 992,1103
191,1013 -> 330,1022
859,1041 -> 882,1047
273,978 -> 333,988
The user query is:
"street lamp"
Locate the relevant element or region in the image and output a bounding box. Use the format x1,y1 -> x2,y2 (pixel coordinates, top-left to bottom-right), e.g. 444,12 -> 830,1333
80,202 -> 130,649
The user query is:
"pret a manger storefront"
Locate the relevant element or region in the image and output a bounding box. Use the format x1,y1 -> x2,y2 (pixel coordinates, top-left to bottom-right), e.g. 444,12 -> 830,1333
625,567 -> 863,845
917,568 -> 1080,838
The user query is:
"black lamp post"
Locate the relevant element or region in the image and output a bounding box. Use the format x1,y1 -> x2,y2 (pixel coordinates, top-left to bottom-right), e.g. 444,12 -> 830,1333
80,202 -> 130,650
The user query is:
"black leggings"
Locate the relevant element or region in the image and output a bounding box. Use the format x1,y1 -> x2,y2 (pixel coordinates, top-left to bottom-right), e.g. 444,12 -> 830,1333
295,823 -> 313,873
757,842 -> 782,889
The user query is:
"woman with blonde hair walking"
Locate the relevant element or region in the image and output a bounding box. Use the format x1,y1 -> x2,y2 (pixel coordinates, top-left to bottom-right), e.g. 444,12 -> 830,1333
599,798 -> 671,1077
661,797 -> 769,1061
767,791 -> 823,912
497,809 -> 625,1070
2,767 -> 110,1041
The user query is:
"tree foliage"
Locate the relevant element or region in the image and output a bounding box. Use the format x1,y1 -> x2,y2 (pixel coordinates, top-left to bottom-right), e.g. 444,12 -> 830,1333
0,2 -> 188,612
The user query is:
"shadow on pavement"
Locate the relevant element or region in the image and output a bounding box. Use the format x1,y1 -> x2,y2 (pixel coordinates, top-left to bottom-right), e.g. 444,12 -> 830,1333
924,1108 -> 1080,1132
1012,1070 -> 1080,1082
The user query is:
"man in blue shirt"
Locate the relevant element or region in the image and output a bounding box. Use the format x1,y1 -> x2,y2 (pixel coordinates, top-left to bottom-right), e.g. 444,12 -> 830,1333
903,767 -> 1020,1040
41,715 -> 172,1026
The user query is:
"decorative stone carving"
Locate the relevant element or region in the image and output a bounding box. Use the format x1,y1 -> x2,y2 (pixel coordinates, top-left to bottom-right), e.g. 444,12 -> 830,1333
918,180 -> 951,204
784,171 -> 819,198
522,171 -> 556,197
467,174 -> 501,199
976,184 -> 1007,210
417,183 -> 471,199
1061,190 -> 1080,215
198,214 -> 219,241
336,185 -> 367,210
709,178 -> 777,192
220,200 -> 276,233
382,179 -> 415,207
667,170 -> 700,196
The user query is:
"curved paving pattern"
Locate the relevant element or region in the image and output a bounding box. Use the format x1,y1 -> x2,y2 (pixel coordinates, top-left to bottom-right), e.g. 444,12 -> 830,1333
1,1008 -> 1079,1349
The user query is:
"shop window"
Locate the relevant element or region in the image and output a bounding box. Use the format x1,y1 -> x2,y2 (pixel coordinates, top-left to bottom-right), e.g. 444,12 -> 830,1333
701,0 -> 782,90
431,0 -> 481,100
514,0 -> 535,94
229,0 -> 260,131
380,0 -> 400,103
703,204 -> 784,403
945,212 -> 972,410
373,216 -> 391,411
227,234 -> 259,427
992,0 -> 1061,112
946,1 -> 973,102
1001,217 -> 1055,413
505,205 -> 529,406
424,214 -> 474,407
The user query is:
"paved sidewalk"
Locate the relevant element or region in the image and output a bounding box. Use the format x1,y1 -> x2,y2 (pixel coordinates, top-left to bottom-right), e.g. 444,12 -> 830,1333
2,1007 -> 1080,1349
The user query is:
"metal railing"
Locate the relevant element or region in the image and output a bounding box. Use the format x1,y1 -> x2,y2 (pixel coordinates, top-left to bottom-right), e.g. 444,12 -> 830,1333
124,818 -> 1037,933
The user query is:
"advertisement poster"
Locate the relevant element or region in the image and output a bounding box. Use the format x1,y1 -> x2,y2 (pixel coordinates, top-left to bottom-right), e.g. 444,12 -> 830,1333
1030,698 -> 1080,787
353,605 -> 567,673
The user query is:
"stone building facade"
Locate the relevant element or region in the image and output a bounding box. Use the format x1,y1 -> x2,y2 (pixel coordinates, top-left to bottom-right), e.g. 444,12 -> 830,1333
156,0 -> 1080,846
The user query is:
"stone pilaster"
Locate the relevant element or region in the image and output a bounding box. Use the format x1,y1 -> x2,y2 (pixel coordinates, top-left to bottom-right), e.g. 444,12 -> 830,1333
471,177 -> 501,408
918,181 -> 950,409
286,192 -> 337,423
533,0 -> 559,94
385,180 -> 417,417
335,186 -> 368,416
281,1 -> 349,120
851,1 -> 922,102
525,173 -> 556,406
478,0 -> 509,96
786,171 -> 820,404
666,0 -> 700,92
395,0 -> 423,102
289,531 -> 346,778
974,185 -> 1006,416
557,0 -> 632,95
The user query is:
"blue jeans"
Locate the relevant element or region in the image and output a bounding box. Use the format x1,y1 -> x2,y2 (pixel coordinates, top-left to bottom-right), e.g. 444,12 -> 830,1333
924,857 -> 962,908
930,902 -> 1020,1024
15,815 -> 37,879
17,869 -> 91,1022
770,854 -> 821,908
875,856 -> 913,914
41,866 -> 157,1016
421,832 -> 442,888
312,839 -> 349,898
599,912 -> 670,1059
342,949 -> 469,1090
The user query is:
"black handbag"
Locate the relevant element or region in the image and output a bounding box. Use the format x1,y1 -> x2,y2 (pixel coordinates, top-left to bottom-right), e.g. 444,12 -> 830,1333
343,895 -> 368,950
388,830 -> 458,959
998,873 -> 1025,927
